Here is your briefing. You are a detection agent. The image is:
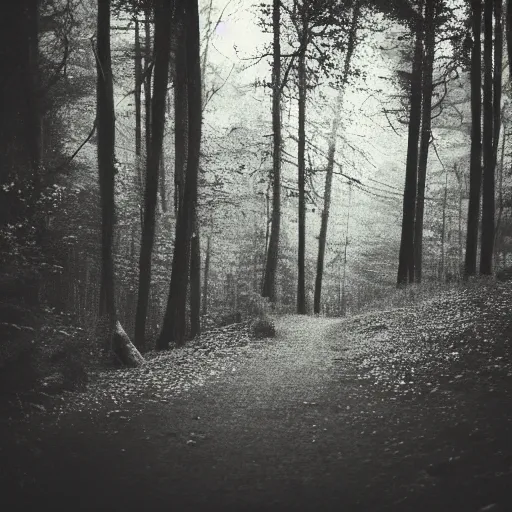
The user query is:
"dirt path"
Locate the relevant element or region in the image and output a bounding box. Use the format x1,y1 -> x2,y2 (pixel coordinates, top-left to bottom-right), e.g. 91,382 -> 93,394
3,312 -> 511,512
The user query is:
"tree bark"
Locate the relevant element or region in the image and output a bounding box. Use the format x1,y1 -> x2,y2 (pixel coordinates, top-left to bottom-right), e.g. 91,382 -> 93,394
134,17 -> 143,227
173,9 -> 188,215
144,8 -> 153,171
297,22 -> 307,315
480,0 -> 496,275
313,2 -> 360,314
159,149 -> 167,212
190,216 -> 201,337
97,0 -> 116,326
507,0 -> 512,81
465,0 -> 483,278
495,130 -> 506,264
96,0 -> 143,366
440,169 -> 448,280
202,235 -> 211,316
397,8 -> 424,287
341,184 -> 352,316
262,0 -> 282,303
134,0 -> 173,350
158,0 -> 201,349
413,0 -> 436,283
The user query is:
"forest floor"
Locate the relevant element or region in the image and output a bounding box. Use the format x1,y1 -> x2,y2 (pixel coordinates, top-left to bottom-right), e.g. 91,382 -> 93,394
1,281 -> 512,512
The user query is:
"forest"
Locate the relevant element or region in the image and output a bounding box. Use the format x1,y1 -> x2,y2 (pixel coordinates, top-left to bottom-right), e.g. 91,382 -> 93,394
2,0 -> 512,379
2,1 -> 512,510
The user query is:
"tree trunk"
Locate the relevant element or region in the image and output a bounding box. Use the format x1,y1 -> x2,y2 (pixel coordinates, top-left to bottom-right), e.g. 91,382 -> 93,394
97,0 -> 116,327
397,9 -> 424,287
262,0 -> 282,303
507,0 -> 512,81
480,0 -> 495,275
190,216 -> 201,338
440,169 -> 448,281
158,0 -> 201,349
96,0 -> 143,366
297,27 -> 307,315
495,130 -> 506,265
134,18 -> 143,228
465,0 -> 483,278
134,0 -> 173,350
413,0 -> 436,283
159,149 -> 167,212
493,0 -> 503,170
173,11 -> 188,215
202,235 -> 211,316
313,2 -> 360,314
341,184 -> 352,316
144,9 -> 152,170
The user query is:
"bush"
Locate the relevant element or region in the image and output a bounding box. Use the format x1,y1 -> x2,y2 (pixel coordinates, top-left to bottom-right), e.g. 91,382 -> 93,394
238,291 -> 272,319
249,316 -> 276,339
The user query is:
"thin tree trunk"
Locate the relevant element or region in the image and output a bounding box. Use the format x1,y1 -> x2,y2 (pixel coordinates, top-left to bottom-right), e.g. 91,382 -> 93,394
202,235 -> 211,316
158,0 -> 201,349
314,2 -> 360,314
144,9 -> 152,169
397,9 -> 424,287
507,0 -> 512,81
341,184 -> 352,316
160,149 -> 167,212
174,12 -> 188,214
134,18 -> 143,227
413,0 -> 436,283
493,0 -> 503,169
262,0 -> 282,303
480,0 -> 496,275
190,216 -> 201,337
440,169 -> 448,281
453,163 -> 464,271
465,0 -> 483,278
297,25 -> 307,315
134,0 -> 173,350
201,0 -> 214,104
495,130 -> 506,265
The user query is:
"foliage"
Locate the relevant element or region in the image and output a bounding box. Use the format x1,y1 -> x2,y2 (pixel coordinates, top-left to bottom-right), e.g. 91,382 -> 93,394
249,315 -> 276,339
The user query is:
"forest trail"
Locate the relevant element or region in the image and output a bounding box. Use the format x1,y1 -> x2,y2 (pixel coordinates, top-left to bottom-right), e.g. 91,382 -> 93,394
3,289 -> 512,512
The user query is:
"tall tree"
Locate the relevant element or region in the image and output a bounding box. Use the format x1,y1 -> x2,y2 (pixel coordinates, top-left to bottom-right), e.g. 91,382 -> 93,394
158,0 -> 202,348
480,0 -> 495,274
413,0 -> 436,283
464,0 -> 483,277
314,1 -> 360,314
96,0 -> 143,366
262,0 -> 282,303
296,6 -> 308,315
144,7 -> 153,168
96,0 -> 117,330
134,17 -> 144,227
397,2 -> 424,287
134,0 -> 173,350
173,12 -> 188,214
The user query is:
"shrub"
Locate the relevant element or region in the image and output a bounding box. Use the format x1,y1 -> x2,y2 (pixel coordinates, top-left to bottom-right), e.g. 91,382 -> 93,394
249,316 -> 276,339
238,291 -> 272,319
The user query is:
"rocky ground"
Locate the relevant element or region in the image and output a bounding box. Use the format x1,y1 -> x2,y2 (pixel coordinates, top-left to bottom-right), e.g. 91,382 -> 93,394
1,281 -> 511,511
